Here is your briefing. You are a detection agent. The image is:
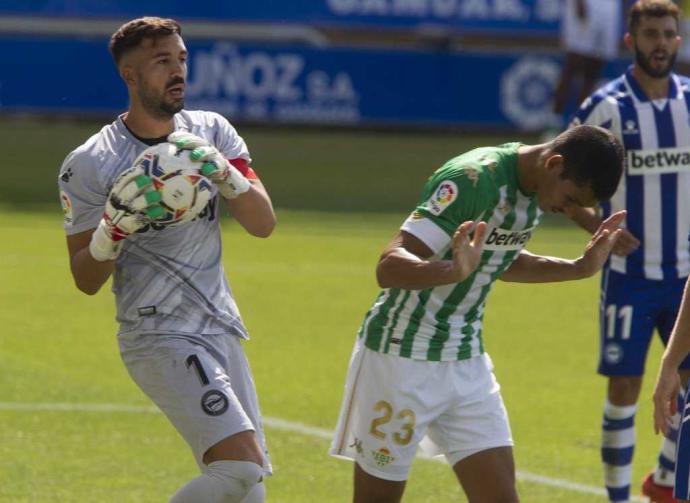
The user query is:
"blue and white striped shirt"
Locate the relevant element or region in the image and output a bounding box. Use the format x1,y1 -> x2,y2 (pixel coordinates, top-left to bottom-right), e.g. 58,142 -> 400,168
572,67 -> 690,280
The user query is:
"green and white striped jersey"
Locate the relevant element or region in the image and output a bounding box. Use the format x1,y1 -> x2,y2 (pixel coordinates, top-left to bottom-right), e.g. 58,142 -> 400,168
359,143 -> 542,361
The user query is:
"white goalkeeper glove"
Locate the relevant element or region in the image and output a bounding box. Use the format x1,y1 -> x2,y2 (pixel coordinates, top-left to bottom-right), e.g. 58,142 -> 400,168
168,131 -> 251,200
89,166 -> 164,262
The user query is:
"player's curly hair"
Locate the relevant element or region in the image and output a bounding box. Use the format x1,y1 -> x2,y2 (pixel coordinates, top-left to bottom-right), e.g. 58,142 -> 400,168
109,17 -> 182,65
628,0 -> 679,34
550,125 -> 624,202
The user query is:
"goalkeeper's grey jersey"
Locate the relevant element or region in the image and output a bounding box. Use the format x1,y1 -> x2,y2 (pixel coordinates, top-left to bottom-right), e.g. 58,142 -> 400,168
58,110 -> 251,339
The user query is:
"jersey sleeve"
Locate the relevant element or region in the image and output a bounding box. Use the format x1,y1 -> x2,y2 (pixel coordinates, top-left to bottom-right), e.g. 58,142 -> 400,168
57,149 -> 107,235
569,92 -> 619,135
210,113 -> 258,179
401,165 -> 495,254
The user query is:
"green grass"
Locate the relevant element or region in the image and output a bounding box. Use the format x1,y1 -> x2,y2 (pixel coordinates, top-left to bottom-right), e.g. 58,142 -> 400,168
0,209 -> 667,502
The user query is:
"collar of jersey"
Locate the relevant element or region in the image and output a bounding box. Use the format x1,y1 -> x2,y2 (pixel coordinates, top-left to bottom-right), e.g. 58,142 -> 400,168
624,66 -> 680,103
117,113 -> 178,147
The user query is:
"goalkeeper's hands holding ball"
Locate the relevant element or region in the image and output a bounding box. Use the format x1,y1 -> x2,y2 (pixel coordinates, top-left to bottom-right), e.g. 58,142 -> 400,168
168,131 -> 275,238
168,131 -> 250,200
89,167 -> 163,262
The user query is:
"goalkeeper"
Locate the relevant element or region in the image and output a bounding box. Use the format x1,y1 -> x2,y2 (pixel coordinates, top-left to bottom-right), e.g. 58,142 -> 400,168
58,17 -> 275,503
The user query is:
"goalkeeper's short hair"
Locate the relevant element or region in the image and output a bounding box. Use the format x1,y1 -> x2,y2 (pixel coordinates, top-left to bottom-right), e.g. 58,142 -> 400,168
109,17 -> 182,66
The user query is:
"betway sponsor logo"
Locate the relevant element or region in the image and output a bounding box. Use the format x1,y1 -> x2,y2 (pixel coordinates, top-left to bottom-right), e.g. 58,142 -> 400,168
627,148 -> 690,175
483,226 -> 534,251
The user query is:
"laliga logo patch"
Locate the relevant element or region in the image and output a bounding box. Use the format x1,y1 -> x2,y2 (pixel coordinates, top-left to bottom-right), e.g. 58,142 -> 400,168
500,56 -> 559,130
201,390 -> 229,416
60,190 -> 73,225
427,181 -> 457,215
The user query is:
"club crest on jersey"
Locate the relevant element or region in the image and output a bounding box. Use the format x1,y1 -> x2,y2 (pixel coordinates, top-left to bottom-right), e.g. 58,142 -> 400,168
60,190 -> 73,225
427,180 -> 457,215
497,200 -> 512,214
372,448 -> 395,467
623,120 -> 639,135
201,390 -> 229,416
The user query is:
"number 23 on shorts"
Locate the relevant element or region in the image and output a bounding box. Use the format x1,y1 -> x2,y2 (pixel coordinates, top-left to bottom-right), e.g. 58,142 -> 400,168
369,400 -> 417,446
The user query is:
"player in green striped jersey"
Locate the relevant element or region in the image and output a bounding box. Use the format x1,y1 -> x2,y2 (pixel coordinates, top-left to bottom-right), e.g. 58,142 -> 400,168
330,125 -> 625,502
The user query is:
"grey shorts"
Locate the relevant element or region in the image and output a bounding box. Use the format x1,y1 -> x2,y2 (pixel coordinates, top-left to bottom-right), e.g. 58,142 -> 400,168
119,332 -> 271,474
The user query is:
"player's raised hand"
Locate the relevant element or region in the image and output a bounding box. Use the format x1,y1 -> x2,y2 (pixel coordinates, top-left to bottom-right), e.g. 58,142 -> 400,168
575,210 -> 626,277
653,364 -> 681,436
612,228 -> 640,257
168,131 -> 250,200
450,221 -> 487,282
89,166 -> 163,261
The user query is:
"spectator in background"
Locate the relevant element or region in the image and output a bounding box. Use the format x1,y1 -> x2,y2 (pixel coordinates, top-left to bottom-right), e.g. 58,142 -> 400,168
675,0 -> 690,74
545,0 -> 622,136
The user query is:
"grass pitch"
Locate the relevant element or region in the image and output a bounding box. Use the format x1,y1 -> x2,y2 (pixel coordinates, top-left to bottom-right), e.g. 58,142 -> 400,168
0,209 -> 665,502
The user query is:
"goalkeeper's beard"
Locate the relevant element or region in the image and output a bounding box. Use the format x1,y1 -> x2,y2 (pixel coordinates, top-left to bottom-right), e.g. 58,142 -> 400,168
138,87 -> 184,119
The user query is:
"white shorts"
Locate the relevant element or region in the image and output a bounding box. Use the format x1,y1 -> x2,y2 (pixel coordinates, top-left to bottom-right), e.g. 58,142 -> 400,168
119,332 -> 272,474
562,0 -> 620,60
329,341 -> 513,481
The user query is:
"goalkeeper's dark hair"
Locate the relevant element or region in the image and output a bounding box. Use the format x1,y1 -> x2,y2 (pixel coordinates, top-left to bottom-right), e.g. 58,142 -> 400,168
549,125 -> 624,202
109,17 -> 182,65
628,0 -> 679,35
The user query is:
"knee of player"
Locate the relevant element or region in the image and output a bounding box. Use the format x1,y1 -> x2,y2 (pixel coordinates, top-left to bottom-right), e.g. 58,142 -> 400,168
205,460 -> 264,501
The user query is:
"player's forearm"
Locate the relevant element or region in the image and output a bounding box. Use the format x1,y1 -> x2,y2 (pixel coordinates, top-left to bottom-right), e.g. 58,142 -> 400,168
661,279 -> 690,369
500,250 -> 589,283
226,184 -> 276,238
376,248 -> 465,290
70,247 -> 115,295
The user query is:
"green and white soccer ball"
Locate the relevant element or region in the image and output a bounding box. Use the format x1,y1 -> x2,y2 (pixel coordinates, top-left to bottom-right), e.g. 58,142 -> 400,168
134,143 -> 214,225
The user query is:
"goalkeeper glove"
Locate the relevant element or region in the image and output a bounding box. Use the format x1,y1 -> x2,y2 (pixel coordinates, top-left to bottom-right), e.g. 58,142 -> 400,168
89,166 -> 163,262
168,131 -> 251,200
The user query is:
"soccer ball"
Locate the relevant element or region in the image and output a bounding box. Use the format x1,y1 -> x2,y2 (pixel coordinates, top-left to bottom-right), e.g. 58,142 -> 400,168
134,143 -> 213,225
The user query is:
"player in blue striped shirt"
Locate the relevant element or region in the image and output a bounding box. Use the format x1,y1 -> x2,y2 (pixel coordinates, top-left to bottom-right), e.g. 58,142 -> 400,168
569,2 -> 690,502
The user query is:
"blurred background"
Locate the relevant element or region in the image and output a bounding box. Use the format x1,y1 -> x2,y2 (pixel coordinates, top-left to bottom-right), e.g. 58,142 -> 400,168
0,0 -> 642,214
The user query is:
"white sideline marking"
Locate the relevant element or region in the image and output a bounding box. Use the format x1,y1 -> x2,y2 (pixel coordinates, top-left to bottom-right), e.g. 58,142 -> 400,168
0,402 -> 645,501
